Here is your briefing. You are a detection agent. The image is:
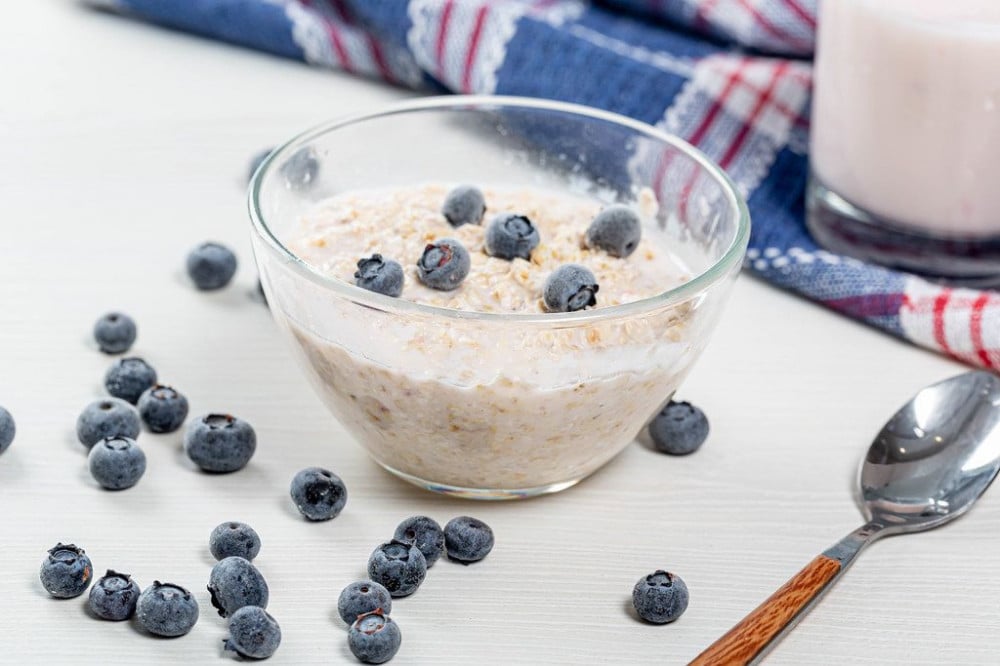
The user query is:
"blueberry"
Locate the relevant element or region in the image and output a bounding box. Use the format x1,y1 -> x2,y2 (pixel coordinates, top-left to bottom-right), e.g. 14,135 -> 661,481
648,401 -> 709,456
104,357 -> 157,405
88,436 -> 146,490
355,254 -> 404,297
76,398 -> 140,449
442,185 -> 486,227
184,414 -> 256,473
39,543 -> 93,599
93,312 -> 137,354
208,556 -> 269,618
337,580 -> 392,625
224,605 -> 282,659
586,204 -> 642,258
542,264 -> 599,312
632,570 -> 689,624
443,516 -> 494,564
136,581 -> 200,637
186,242 -> 238,291
280,147 -> 319,189
484,213 -> 540,261
88,570 -> 141,621
247,147 -> 274,184
416,239 -> 470,291
290,467 -> 347,521
366,540 -> 426,598
348,610 -> 402,664
0,405 -> 15,456
137,384 -> 189,434
209,521 -> 262,562
393,516 -> 445,568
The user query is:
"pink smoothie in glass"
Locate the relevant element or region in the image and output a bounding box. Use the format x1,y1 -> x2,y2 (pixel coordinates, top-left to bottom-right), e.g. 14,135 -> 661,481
811,0 -> 1000,237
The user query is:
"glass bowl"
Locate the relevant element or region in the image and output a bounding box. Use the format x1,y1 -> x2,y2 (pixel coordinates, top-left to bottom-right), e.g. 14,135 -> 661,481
249,96 -> 749,499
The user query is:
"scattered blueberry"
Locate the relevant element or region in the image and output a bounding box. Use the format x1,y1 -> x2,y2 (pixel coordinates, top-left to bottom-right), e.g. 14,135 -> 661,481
136,581 -> 200,637
542,264 -> 599,313
443,516 -> 494,565
337,581 -> 393,626
586,204 -> 642,258
441,185 -> 486,227
416,239 -> 470,291
484,213 -> 540,261
355,254 -> 405,297
0,406 -> 15,456
39,543 -> 93,599
137,384 -> 189,434
209,521 -> 262,562
104,357 -> 157,405
93,312 -> 137,354
247,147 -> 274,184
88,436 -> 147,490
648,401 -> 709,456
186,242 -> 238,291
632,570 -> 689,624
348,610 -> 402,665
184,414 -> 256,473
393,516 -> 445,568
76,398 -> 141,449
367,540 -> 426,598
224,605 -> 282,659
208,556 -> 269,618
290,467 -> 347,521
88,570 -> 141,621
280,147 -> 319,189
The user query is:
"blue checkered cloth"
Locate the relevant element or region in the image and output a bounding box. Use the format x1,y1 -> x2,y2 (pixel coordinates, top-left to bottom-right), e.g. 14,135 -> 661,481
93,0 -> 1000,370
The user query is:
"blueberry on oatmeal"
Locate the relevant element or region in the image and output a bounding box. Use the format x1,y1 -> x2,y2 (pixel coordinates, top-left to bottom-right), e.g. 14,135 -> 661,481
586,204 -> 642,258
441,185 -> 486,227
484,213 -> 540,261
355,254 -> 404,297
542,264 -> 599,312
416,239 -> 470,291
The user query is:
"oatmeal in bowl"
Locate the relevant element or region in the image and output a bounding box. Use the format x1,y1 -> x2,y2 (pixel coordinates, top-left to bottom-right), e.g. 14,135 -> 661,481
249,97 -> 749,498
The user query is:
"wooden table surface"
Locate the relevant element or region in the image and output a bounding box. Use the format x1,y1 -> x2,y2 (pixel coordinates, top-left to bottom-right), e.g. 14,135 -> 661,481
2,3 -> 997,664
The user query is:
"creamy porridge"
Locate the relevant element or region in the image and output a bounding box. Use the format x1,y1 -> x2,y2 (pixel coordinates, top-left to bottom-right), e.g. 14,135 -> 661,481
281,184 -> 701,492
289,184 -> 686,312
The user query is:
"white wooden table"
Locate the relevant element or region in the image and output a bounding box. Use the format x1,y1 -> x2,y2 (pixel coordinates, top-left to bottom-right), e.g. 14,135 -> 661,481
2,3 -> 997,664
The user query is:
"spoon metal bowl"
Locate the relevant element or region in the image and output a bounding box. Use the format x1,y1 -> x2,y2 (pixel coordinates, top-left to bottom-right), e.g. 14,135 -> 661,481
691,371 -> 1000,665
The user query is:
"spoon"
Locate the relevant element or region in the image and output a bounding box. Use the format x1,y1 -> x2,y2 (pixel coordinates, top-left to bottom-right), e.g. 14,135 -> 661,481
690,370 -> 1000,665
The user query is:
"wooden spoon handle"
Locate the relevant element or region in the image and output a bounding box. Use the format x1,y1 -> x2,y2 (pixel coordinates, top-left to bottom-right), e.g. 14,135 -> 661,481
689,554 -> 842,666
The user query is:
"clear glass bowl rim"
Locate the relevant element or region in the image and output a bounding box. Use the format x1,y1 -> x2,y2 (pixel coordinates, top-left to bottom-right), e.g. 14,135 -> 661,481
248,95 -> 750,325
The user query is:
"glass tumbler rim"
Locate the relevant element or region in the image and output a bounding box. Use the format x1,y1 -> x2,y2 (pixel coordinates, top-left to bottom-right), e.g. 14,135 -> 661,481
248,94 -> 750,325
